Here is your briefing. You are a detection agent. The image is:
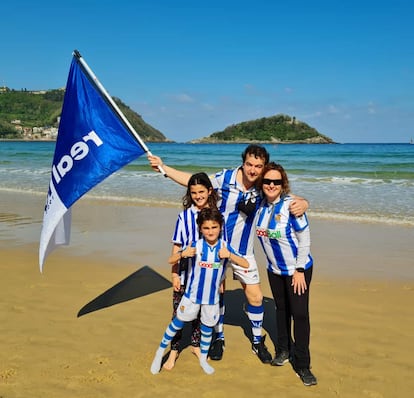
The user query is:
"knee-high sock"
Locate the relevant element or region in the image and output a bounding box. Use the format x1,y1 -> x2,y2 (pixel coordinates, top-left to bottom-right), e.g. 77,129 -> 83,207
213,292 -> 225,340
246,304 -> 264,344
199,323 -> 214,374
151,317 -> 184,374
160,317 -> 185,349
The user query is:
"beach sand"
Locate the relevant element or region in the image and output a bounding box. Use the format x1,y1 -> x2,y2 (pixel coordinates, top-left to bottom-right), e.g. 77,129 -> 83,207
1,191 -> 413,398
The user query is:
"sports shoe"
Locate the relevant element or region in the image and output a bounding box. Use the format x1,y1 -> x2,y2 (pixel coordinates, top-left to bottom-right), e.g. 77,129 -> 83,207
251,335 -> 272,364
271,350 -> 290,366
208,339 -> 225,361
296,368 -> 317,386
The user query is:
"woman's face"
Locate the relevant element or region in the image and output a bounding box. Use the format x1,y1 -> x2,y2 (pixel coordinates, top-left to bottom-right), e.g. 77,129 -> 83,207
262,169 -> 283,202
190,184 -> 211,209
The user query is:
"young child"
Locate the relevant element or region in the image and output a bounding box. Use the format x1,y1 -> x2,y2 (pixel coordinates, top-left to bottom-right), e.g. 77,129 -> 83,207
163,172 -> 219,370
150,207 -> 248,375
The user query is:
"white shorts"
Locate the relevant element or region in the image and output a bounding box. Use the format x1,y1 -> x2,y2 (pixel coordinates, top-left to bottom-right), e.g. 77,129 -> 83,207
231,254 -> 260,285
176,295 -> 219,327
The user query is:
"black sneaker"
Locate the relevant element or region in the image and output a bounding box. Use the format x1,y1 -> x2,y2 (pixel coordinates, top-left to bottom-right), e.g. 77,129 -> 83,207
251,335 -> 272,364
296,368 -> 317,386
271,350 -> 290,366
208,339 -> 225,361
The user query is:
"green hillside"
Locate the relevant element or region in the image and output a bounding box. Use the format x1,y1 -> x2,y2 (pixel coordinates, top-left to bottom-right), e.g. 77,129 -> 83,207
0,88 -> 169,142
192,114 -> 334,143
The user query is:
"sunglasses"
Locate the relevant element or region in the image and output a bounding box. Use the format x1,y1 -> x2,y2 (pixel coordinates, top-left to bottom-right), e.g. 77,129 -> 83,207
262,178 -> 282,186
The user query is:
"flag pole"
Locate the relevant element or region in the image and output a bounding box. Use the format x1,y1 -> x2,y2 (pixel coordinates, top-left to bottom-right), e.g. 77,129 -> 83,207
73,50 -> 167,176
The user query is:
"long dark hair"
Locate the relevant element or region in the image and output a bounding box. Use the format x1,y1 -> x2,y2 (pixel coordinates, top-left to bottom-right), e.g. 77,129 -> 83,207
182,172 -> 218,210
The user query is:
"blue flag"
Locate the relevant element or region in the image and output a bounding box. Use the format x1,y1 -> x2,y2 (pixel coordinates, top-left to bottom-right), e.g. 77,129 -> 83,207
39,56 -> 146,271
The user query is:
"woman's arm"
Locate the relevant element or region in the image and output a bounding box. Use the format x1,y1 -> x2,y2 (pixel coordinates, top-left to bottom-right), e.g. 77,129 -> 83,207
291,227 -> 311,295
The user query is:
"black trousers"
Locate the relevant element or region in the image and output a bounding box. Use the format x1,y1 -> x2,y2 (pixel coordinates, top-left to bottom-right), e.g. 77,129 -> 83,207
267,267 -> 313,369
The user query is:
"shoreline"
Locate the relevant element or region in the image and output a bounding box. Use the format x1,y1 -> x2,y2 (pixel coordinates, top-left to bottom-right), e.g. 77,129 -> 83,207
1,189 -> 414,280
2,187 -> 413,229
1,189 -> 413,280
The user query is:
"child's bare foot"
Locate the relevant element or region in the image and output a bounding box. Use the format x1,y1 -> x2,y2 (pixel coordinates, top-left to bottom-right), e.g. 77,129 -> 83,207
162,350 -> 179,370
191,346 -> 201,360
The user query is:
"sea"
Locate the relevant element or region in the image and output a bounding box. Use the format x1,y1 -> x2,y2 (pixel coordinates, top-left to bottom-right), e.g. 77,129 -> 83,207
1,141 -> 413,227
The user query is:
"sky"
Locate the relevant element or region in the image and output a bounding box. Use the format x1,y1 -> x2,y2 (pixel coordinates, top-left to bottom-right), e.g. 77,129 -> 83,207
1,0 -> 413,143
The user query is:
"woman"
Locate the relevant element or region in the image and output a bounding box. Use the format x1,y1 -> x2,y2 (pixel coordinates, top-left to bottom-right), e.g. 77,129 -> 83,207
255,162 -> 317,386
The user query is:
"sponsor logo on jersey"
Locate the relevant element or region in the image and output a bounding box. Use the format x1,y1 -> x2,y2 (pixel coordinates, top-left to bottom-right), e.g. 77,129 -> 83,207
199,261 -> 221,269
256,228 -> 282,239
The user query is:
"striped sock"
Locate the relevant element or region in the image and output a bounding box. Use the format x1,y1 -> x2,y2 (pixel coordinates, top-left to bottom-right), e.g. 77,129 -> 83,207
246,304 -> 264,344
160,317 -> 185,348
200,323 -> 214,374
151,317 -> 185,374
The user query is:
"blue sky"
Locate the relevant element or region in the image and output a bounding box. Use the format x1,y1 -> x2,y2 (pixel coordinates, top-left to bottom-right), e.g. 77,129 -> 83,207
1,0 -> 413,143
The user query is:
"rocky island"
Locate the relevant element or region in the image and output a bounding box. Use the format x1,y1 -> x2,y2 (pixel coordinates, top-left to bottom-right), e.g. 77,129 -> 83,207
1,87 -> 334,143
190,114 -> 334,144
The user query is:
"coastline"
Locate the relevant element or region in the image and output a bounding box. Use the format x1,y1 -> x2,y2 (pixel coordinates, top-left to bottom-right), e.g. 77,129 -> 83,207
1,190 -> 413,397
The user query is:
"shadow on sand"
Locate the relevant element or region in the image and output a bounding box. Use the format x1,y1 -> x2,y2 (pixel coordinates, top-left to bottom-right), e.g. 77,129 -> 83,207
78,267 -> 277,350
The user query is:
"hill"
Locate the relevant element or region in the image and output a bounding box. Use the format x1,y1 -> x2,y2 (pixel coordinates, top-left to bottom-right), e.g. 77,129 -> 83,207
191,114 -> 334,144
0,88 -> 169,142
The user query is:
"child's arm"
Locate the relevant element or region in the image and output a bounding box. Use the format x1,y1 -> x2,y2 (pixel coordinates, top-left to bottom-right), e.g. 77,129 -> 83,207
170,244 -> 181,291
219,246 -> 249,268
167,244 -> 196,265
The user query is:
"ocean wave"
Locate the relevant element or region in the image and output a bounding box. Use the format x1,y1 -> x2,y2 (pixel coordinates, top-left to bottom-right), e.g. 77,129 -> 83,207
309,210 -> 414,227
293,175 -> 414,186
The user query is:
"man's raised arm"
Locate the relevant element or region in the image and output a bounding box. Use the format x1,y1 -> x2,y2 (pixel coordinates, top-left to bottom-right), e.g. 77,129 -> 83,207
147,154 -> 191,187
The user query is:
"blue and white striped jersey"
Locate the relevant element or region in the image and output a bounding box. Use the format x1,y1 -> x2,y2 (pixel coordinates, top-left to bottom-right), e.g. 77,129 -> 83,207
212,168 -> 261,256
172,205 -> 227,284
184,238 -> 234,305
172,205 -> 200,247
255,196 -> 313,276
171,205 -> 201,285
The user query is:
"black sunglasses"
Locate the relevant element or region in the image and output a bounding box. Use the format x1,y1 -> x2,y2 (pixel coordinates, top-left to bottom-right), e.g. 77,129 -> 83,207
262,178 -> 282,186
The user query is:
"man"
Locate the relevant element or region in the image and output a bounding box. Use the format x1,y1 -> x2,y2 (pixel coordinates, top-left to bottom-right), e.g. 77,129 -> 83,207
148,144 -> 307,363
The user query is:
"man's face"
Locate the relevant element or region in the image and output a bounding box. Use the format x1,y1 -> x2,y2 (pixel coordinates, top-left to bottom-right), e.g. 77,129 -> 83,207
242,154 -> 266,185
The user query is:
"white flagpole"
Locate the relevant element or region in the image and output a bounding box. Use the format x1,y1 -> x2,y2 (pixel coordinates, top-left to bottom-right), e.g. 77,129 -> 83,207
73,50 -> 167,176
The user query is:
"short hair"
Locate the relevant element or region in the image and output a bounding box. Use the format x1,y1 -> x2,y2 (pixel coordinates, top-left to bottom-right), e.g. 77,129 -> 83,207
196,207 -> 224,229
241,144 -> 270,164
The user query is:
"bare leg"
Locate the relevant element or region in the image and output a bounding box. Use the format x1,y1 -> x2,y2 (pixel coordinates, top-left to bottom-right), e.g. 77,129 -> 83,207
150,317 -> 184,375
191,346 -> 201,359
162,349 -> 179,370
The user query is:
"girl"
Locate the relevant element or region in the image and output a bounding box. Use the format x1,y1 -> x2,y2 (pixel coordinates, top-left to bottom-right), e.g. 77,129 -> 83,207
162,172 -> 219,370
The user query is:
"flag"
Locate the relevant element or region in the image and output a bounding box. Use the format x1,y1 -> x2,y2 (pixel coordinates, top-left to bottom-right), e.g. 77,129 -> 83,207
39,53 -> 147,271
